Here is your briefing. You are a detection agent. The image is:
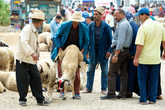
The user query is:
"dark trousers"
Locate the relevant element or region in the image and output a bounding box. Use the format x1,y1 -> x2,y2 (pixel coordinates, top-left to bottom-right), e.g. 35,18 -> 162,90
108,49 -> 130,96
16,60 -> 45,103
58,60 -> 80,95
74,68 -> 80,95
137,64 -> 160,102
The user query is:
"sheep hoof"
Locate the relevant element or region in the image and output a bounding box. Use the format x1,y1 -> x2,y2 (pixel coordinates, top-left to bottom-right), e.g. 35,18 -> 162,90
62,97 -> 66,100
4,89 -> 6,92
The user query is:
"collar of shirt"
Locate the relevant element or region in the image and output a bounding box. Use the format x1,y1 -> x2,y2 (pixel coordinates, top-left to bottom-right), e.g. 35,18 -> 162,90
31,23 -> 38,33
94,21 -> 102,28
118,18 -> 127,25
141,18 -> 151,26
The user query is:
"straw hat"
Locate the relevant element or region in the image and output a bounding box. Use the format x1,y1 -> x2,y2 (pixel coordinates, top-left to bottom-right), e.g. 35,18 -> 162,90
70,11 -> 85,22
94,6 -> 105,15
31,10 -> 45,20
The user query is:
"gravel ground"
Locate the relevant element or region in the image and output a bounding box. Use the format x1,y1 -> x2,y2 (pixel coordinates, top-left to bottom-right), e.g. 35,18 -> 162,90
0,32 -> 165,110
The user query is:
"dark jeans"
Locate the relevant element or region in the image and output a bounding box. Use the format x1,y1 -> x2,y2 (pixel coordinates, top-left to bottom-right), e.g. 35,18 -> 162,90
137,64 -> 160,102
16,60 -> 45,103
86,60 -> 108,91
108,49 -> 130,96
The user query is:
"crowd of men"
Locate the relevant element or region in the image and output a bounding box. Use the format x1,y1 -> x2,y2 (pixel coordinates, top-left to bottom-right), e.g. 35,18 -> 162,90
16,4 -> 165,106
50,5 -> 165,105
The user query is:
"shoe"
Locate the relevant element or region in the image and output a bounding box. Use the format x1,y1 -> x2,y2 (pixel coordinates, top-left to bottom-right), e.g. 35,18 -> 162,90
149,101 -> 156,104
37,100 -> 49,106
82,88 -> 92,93
72,94 -> 81,100
157,96 -> 163,100
100,95 -> 117,100
139,102 -> 148,105
101,90 -> 107,95
126,92 -> 133,98
42,88 -> 47,92
59,92 -> 66,100
19,101 -> 27,106
117,95 -> 127,99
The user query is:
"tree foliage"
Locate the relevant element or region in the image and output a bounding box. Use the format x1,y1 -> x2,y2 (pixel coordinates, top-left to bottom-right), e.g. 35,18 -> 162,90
0,0 -> 10,26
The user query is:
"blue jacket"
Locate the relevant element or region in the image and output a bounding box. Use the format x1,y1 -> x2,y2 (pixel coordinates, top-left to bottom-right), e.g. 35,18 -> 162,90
51,21 -> 89,63
129,20 -> 139,56
88,21 -> 112,64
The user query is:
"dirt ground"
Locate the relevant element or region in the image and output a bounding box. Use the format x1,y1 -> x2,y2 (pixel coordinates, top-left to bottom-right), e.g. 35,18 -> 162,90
0,32 -> 165,110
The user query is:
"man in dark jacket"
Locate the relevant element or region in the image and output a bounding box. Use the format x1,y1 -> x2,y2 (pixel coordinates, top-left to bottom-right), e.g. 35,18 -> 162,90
84,6 -> 112,95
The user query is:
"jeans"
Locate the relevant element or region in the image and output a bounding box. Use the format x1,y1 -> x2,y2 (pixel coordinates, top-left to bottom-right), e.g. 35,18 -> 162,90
86,60 -> 108,91
137,64 -> 160,102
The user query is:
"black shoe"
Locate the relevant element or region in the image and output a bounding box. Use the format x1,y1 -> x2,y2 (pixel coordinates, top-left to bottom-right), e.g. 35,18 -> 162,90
100,95 -> 117,100
126,92 -> 133,98
82,88 -> 92,93
37,100 -> 49,106
117,95 -> 127,99
19,101 -> 27,106
157,96 -> 163,100
72,94 -> 81,100
149,101 -> 156,104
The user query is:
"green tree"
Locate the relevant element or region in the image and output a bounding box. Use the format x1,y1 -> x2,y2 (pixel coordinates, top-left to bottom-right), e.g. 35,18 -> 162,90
0,0 -> 10,26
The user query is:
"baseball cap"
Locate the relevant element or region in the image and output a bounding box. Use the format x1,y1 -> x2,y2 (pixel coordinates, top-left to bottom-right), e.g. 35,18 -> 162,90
135,8 -> 150,16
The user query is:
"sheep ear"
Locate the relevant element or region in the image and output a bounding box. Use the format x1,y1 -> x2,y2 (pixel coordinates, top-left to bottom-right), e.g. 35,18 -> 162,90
45,61 -> 50,69
78,52 -> 83,62
38,64 -> 43,74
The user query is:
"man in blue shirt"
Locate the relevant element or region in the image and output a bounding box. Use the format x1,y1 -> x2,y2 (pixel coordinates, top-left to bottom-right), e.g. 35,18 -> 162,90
50,15 -> 62,40
101,9 -> 133,99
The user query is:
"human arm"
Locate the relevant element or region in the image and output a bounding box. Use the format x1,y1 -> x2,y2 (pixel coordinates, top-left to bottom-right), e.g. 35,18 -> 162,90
133,45 -> 143,66
106,25 -> 113,59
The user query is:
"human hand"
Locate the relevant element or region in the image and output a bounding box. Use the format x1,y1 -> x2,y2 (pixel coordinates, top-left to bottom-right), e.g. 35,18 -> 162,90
133,58 -> 139,67
59,48 -> 62,51
31,53 -> 39,61
162,51 -> 165,60
105,52 -> 111,59
111,55 -> 118,63
81,49 -> 84,53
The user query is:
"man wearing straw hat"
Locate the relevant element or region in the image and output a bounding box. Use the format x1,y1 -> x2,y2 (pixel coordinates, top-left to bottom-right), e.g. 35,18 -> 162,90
16,10 -> 49,106
51,11 -> 89,99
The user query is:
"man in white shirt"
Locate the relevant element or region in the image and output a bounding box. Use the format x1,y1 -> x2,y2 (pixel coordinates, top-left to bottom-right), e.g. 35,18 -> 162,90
16,10 -> 49,106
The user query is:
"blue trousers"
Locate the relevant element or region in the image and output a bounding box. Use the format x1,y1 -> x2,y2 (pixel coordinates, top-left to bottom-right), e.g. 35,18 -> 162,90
86,60 -> 108,91
137,64 -> 160,102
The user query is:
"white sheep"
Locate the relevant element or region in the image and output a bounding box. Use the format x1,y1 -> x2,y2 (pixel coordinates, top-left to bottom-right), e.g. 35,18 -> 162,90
0,40 -> 8,47
42,23 -> 50,32
37,59 -> 57,101
58,44 -> 84,99
39,43 -> 49,51
66,62 -> 87,91
0,47 -> 14,71
0,71 -> 17,91
38,32 -> 53,52
0,81 -> 6,93
79,62 -> 87,90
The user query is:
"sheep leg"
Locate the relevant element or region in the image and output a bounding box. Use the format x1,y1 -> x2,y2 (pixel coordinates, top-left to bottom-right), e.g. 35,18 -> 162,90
63,82 -> 68,100
71,81 -> 75,97
47,87 -> 53,102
